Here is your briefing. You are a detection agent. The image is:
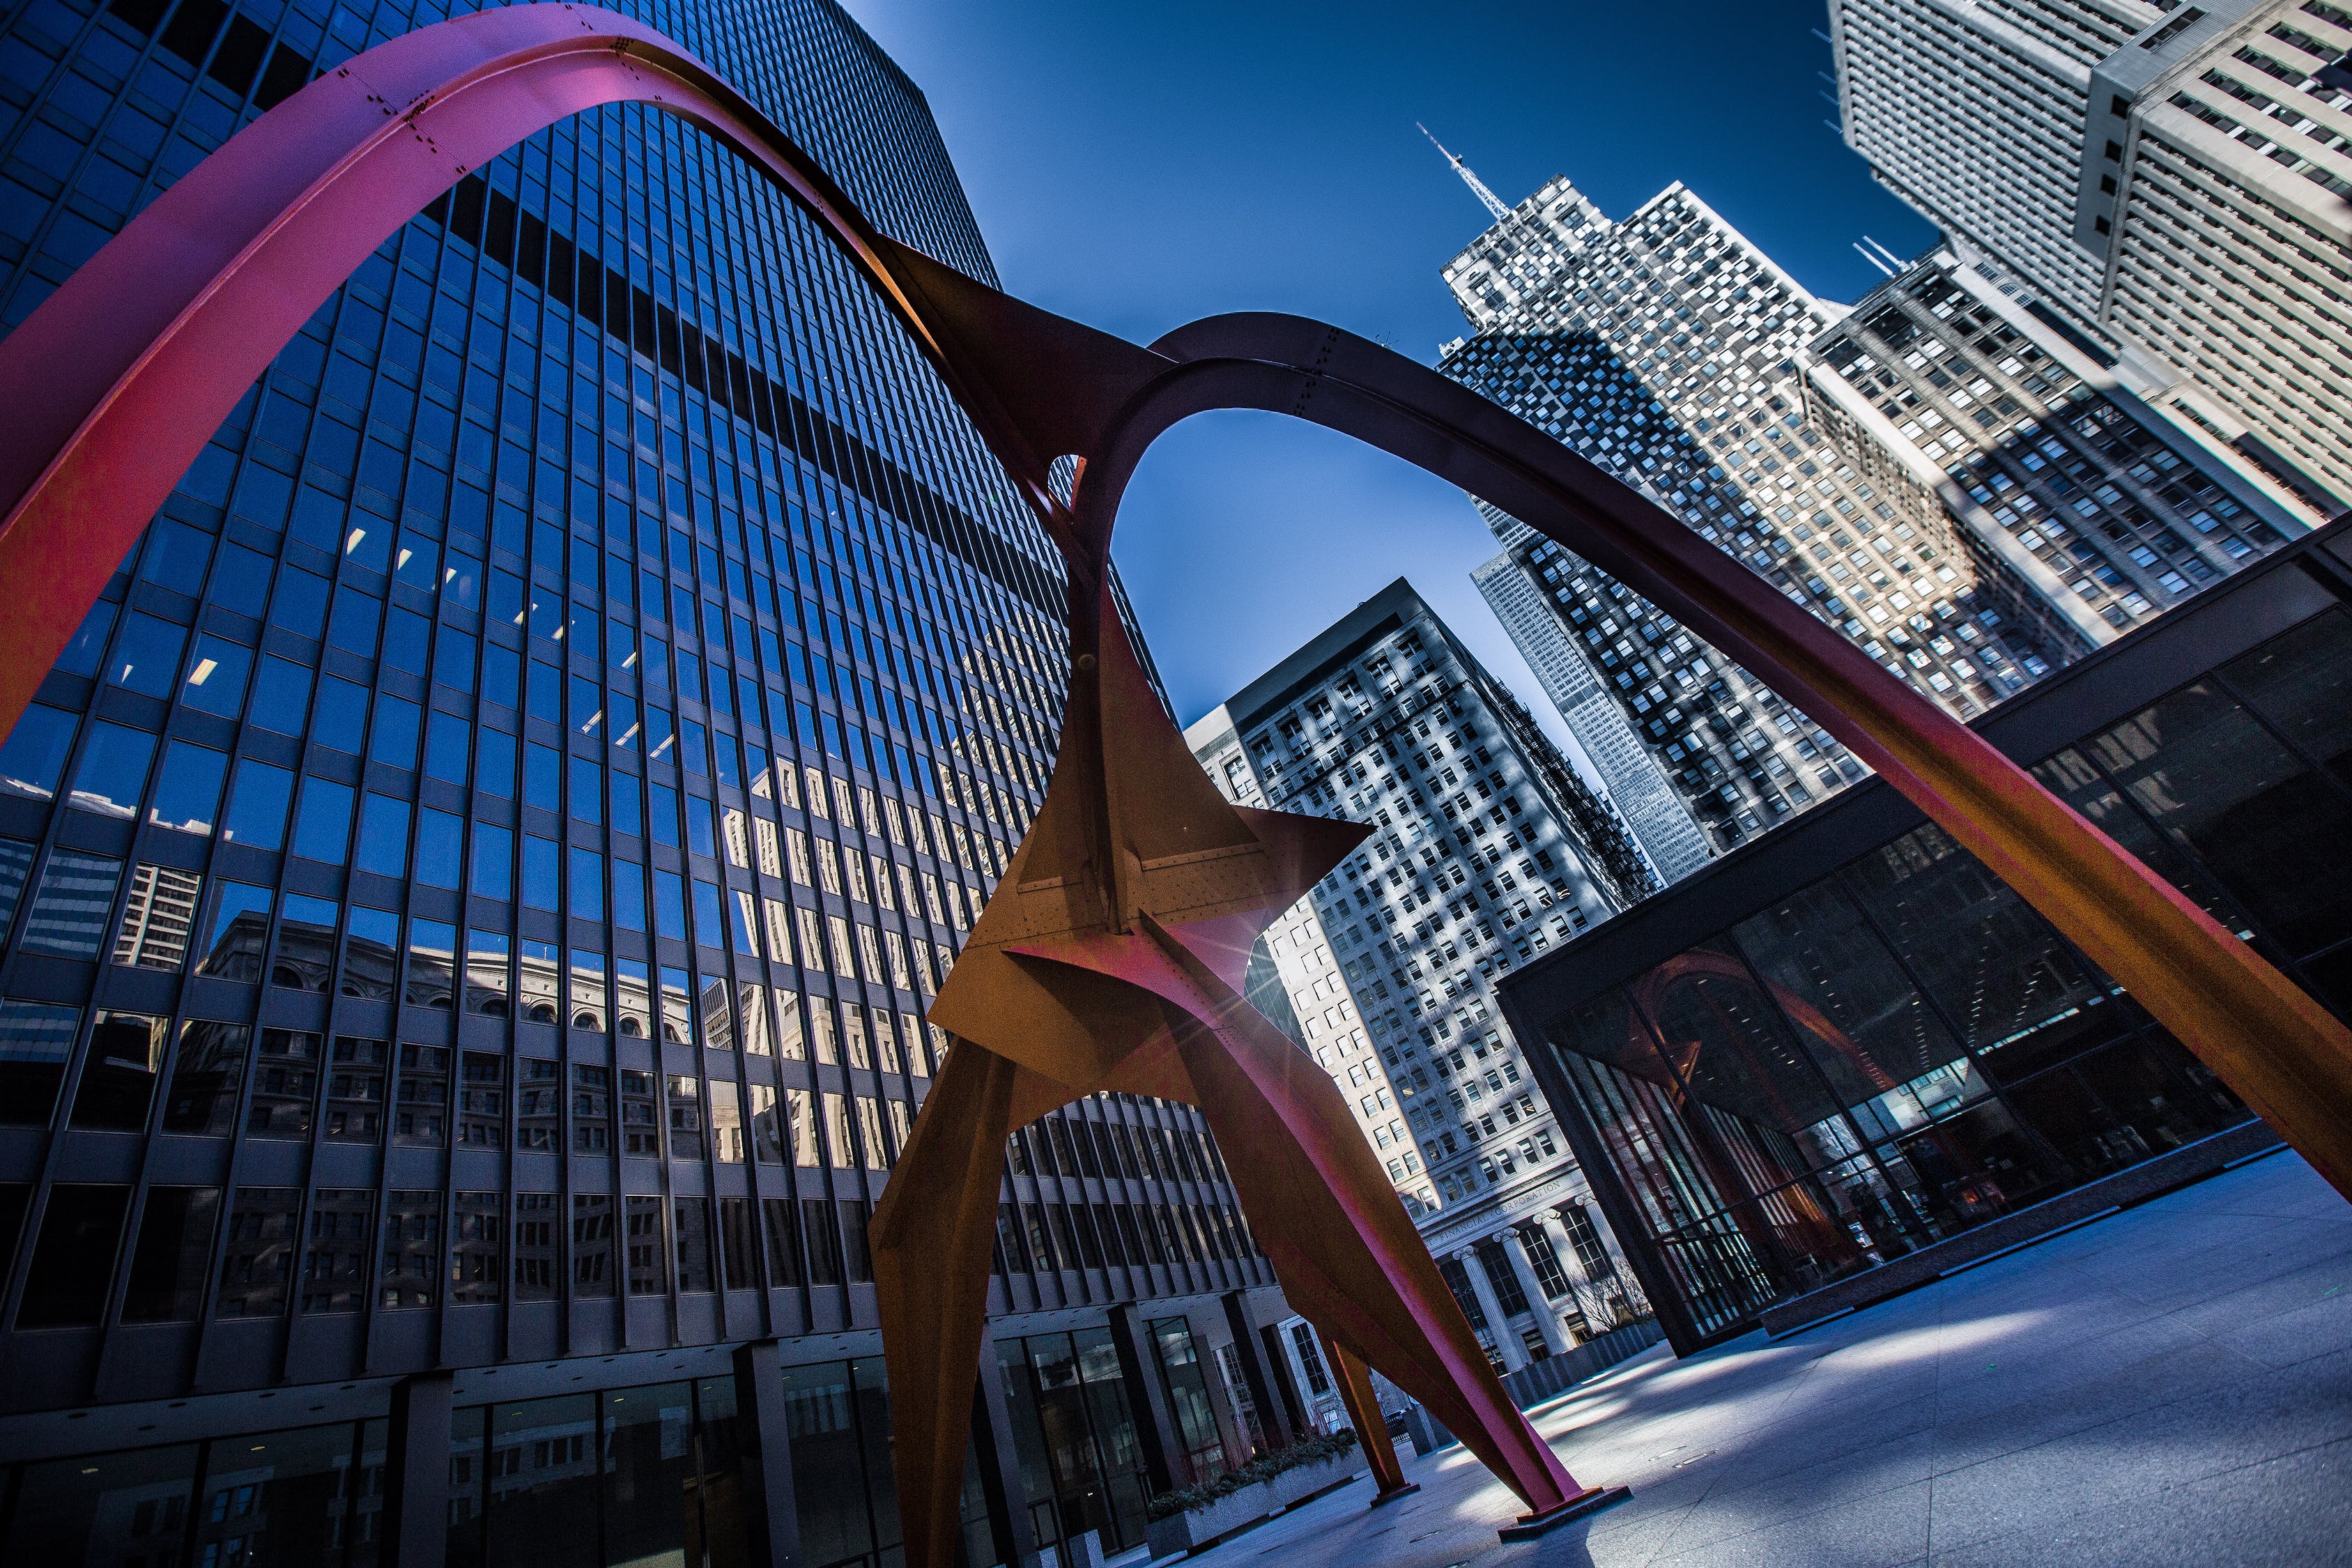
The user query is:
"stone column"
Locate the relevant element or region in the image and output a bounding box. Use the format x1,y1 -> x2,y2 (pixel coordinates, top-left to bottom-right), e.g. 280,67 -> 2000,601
1542,1208 -> 1607,1335
383,1371 -> 453,1568
970,1323 -> 1040,1568
1108,1302 -> 1185,1493
1500,1229 -> 1571,1358
1454,1246 -> 1527,1373
1221,1289 -> 1298,1449
732,1338 -> 801,1568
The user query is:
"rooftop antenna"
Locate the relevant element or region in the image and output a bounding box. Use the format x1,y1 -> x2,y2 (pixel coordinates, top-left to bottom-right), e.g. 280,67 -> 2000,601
1863,235 -> 1907,268
1417,123 -> 1512,222
1854,241 -> 1898,278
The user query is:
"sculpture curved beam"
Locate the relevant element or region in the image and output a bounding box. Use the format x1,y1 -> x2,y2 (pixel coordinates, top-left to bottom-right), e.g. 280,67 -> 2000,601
0,1 -> 1123,745
6,9 -> 2352,1567
1056,313 -> 2352,1205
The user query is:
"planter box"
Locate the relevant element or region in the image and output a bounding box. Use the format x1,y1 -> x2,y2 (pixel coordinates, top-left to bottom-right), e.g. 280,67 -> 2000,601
1144,1452 -> 1364,1558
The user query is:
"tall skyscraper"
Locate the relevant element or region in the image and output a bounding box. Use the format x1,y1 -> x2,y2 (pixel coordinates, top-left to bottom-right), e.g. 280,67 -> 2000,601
1427,132 -> 2313,860
1469,548 -> 1713,886
1808,247 -> 2312,633
0,2 -> 1295,1562
1831,0 -> 2352,510
1188,581 -> 1652,1374
1434,167 -> 2061,854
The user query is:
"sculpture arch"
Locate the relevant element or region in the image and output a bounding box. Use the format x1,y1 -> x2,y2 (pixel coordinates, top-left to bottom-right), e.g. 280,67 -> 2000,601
2,9 -> 2350,1567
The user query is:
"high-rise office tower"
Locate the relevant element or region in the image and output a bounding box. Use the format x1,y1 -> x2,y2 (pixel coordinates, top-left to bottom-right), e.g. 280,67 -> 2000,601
0,2 -> 1296,1562
1187,581 -> 1652,1374
1808,247 -> 2311,632
1469,549 -> 1714,886
1434,164 -> 2064,854
1831,0 -> 2352,511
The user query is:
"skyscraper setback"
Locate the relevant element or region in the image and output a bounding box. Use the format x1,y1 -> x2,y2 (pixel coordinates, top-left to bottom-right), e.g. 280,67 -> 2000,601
1831,0 -> 2352,510
1427,133 -> 2312,862
1435,169 -> 2054,854
0,2 -> 1295,1562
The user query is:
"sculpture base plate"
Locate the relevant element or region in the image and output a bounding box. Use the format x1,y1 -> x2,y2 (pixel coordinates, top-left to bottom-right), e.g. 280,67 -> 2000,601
1496,1485 -> 1632,1541
1369,1482 -> 1421,1508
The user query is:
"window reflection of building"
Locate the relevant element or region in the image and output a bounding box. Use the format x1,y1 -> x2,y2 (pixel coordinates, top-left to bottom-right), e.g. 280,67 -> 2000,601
1522,554 -> 2352,1348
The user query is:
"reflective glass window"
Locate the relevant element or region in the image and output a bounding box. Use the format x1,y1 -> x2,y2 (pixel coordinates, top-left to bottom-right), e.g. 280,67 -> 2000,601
249,655 -> 313,735
0,703 -> 77,799
291,776 -> 356,863
67,720 -> 156,818
179,633 -> 253,718
119,1184 -> 220,1322
107,610 -> 186,698
148,738 -> 227,834
163,1020 -> 249,1136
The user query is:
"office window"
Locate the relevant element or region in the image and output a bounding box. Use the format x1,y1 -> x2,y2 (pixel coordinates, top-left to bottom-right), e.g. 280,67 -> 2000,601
216,1187 -> 299,1318
762,1198 -> 804,1286
148,740 -> 227,835
452,1191 -> 504,1305
21,848 -> 124,960
300,1190 -> 374,1313
514,1192 -> 560,1302
516,1058 -> 562,1152
325,1036 -> 389,1144
709,1079 -> 745,1163
395,1044 -> 451,1146
673,1198 -> 714,1292
624,1196 -> 668,1296
17,1184 -> 130,1328
120,1185 -> 221,1323
107,611 -> 184,698
371,1190 -> 442,1312
0,705 -> 76,801
571,1195 -> 616,1298
178,635 -> 252,720
111,863 -> 203,971
290,776 -> 356,864
222,758 -> 295,849
70,1010 -> 168,1131
459,1052 -> 506,1149
804,1197 -> 843,1285
162,1020 -> 248,1137
249,1029 -> 319,1138
719,1197 -> 761,1291
574,1066 -> 613,1154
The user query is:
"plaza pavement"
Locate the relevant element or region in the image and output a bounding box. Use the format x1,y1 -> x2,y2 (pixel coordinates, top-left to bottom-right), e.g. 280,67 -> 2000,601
1120,1147 -> 2352,1567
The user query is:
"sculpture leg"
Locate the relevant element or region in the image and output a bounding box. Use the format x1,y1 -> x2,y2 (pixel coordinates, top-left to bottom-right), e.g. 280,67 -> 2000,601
1068,918 -> 1599,1523
1322,1333 -> 1417,1504
870,1038 -> 1022,1568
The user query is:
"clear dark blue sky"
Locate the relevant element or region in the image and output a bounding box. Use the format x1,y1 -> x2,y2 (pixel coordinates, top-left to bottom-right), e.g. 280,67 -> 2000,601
843,0 -> 1937,730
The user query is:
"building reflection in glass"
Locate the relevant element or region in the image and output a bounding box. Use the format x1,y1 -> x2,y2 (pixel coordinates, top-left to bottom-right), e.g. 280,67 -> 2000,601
1532,603 -> 2352,1347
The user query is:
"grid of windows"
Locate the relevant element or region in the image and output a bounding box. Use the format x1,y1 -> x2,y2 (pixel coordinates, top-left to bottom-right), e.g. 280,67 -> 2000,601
0,0 -> 1266,1408
1436,176 -> 2068,856
1834,0 -> 2352,505
1190,586 -> 1646,1258
1817,251 -> 2291,635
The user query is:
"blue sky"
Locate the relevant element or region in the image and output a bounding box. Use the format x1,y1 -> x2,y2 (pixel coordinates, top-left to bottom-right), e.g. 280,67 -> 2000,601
843,0 -> 1938,728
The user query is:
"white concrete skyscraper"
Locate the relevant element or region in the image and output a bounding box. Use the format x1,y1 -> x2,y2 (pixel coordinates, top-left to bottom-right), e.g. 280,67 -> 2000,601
1831,0 -> 2352,510
1187,581 -> 1653,1369
1434,160 -> 2065,854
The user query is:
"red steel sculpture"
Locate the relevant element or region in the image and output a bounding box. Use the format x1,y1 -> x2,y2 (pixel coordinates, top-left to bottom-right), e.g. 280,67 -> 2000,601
2,7 -> 2351,1563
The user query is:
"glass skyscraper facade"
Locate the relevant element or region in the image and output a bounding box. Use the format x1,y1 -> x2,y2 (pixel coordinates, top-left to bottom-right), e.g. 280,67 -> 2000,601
0,1 -> 1302,1563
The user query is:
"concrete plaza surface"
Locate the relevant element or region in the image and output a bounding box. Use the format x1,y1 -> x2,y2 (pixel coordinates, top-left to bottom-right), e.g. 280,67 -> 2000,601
1128,1148 -> 2352,1568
